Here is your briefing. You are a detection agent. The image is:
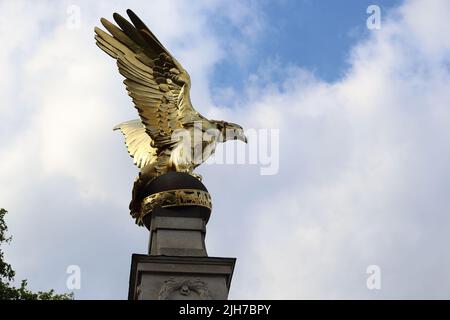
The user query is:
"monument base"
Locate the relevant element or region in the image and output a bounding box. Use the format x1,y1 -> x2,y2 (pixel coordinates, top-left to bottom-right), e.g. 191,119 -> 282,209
127,172 -> 236,300
128,255 -> 236,300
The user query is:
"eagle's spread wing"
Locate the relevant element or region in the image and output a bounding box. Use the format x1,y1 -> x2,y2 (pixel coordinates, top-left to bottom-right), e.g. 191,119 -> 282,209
95,9 -> 203,151
113,119 -> 157,169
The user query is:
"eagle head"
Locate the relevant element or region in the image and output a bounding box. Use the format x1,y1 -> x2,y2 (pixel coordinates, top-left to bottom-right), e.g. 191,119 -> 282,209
212,120 -> 248,143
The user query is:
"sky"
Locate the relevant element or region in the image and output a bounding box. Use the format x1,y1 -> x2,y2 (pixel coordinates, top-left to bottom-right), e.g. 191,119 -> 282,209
1,0 -> 450,299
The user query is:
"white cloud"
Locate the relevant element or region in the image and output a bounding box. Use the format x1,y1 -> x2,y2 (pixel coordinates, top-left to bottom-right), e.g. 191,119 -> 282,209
1,0 -> 450,299
224,0 -> 450,298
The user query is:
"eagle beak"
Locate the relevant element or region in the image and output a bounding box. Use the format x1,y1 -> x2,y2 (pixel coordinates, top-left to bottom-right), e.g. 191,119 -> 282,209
237,131 -> 247,143
225,124 -> 247,143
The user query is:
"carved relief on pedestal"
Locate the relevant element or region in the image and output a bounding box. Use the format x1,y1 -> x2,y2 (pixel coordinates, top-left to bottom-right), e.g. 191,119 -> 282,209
158,277 -> 211,300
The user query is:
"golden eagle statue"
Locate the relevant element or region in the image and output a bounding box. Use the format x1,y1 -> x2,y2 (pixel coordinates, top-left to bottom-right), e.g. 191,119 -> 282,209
94,10 -> 247,217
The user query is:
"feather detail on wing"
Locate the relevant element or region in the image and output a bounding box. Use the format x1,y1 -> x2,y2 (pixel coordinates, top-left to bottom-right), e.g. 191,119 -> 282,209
113,119 -> 157,169
95,9 -> 204,152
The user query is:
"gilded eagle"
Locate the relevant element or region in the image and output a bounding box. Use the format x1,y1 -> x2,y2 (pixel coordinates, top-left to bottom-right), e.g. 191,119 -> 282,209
94,10 -> 247,216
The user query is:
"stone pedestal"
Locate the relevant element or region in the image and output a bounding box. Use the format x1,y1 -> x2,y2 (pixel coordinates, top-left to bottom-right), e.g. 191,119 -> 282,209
128,255 -> 235,300
147,208 -> 208,257
128,172 -> 236,300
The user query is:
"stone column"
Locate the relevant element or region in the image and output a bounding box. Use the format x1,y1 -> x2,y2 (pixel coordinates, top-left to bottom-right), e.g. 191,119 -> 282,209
128,173 -> 236,300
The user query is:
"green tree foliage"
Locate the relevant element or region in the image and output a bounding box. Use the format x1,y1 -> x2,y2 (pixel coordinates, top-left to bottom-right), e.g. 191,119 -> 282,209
0,208 -> 73,300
